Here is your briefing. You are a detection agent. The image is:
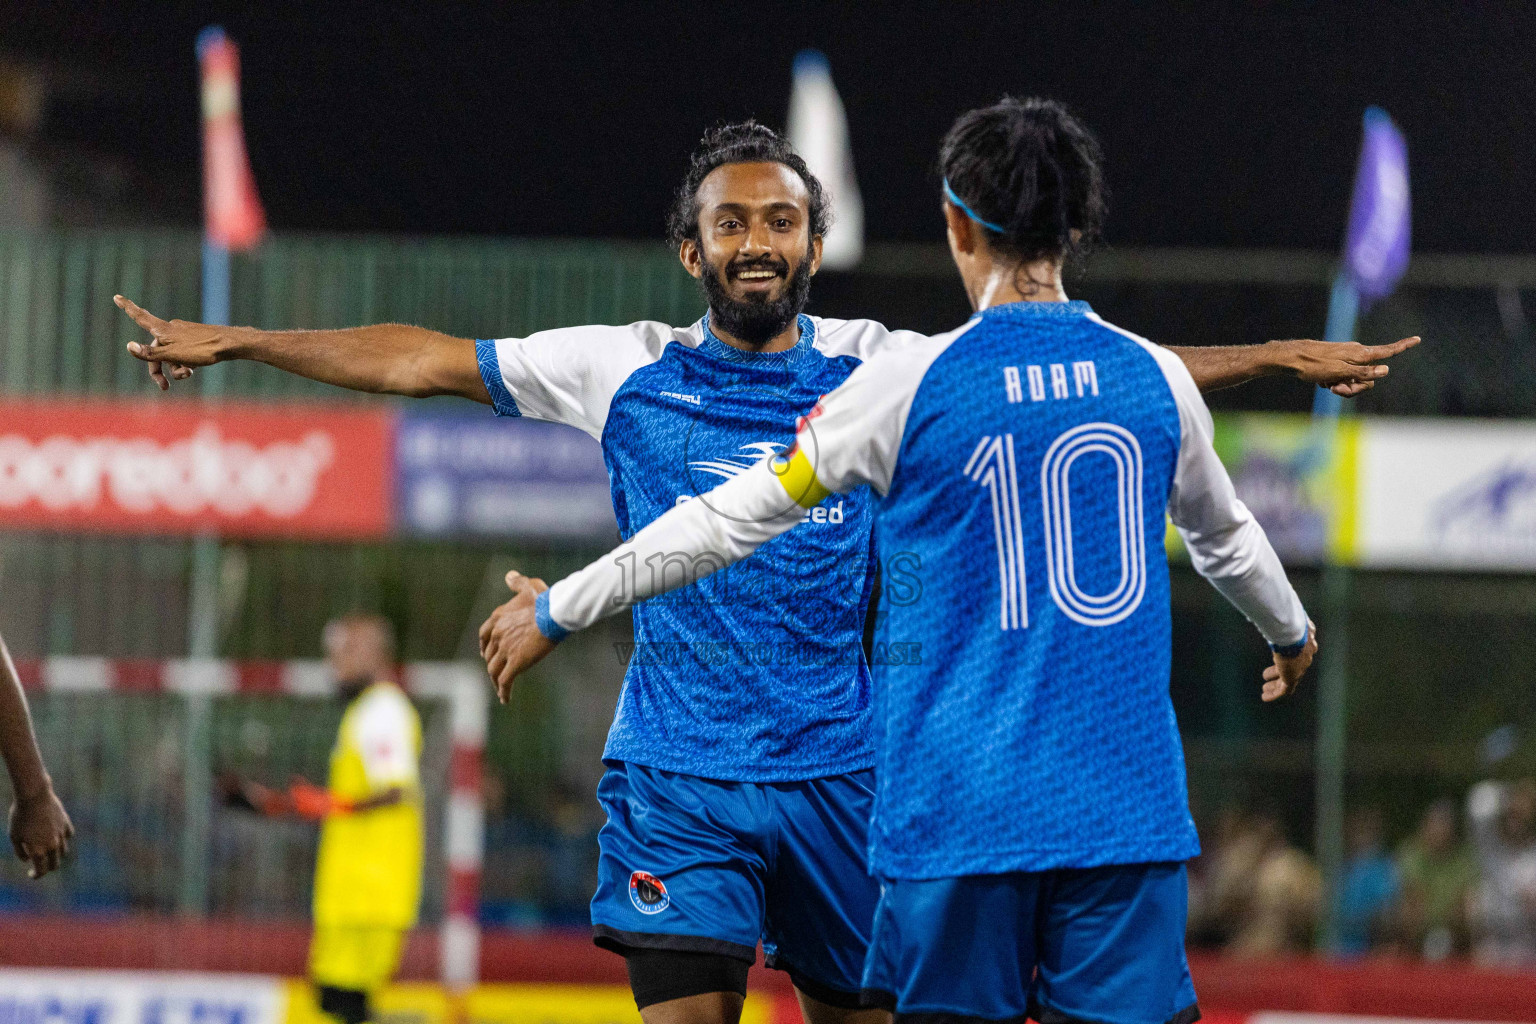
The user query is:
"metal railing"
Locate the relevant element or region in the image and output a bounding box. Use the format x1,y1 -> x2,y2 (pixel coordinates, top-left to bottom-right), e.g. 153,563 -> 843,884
0,230 -> 703,399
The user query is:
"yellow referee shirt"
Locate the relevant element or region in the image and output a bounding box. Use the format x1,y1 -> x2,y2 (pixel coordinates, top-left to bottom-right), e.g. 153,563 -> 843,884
312,680 -> 424,929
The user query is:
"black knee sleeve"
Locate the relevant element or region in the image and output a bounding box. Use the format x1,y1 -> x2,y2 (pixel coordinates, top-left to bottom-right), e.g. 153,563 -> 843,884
624,947 -> 751,1010
317,985 -> 371,1024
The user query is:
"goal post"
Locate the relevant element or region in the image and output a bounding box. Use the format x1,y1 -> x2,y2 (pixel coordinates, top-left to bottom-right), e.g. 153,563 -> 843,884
9,657 -> 487,988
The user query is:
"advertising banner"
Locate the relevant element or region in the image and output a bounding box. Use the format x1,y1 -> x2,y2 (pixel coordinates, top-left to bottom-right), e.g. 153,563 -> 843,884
7,397 -> 1536,570
1210,414 -> 1358,564
1356,418 -> 1536,570
0,969 -> 285,1024
465,984 -> 777,1024
0,399 -> 392,539
395,408 -> 615,540
1176,414 -> 1536,573
1167,414 -> 1357,566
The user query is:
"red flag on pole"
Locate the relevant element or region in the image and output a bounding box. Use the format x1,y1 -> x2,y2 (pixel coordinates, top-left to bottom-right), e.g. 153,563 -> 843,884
197,27 -> 265,251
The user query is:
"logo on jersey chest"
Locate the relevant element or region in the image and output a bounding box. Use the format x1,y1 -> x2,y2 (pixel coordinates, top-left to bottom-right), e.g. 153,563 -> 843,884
628,870 -> 671,914
689,441 -> 784,481
678,441 -> 845,524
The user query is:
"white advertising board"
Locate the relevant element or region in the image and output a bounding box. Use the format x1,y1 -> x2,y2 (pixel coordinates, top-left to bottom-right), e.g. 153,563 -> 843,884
0,969 -> 286,1024
1356,418 -> 1536,570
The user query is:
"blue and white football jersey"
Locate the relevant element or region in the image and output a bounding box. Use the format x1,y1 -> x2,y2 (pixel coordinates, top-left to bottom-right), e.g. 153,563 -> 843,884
543,300 -> 1308,876
479,313 -> 930,781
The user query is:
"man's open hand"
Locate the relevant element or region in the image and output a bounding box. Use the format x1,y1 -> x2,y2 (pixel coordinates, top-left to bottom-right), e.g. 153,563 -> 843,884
1262,619 -> 1318,703
479,571 -> 556,704
9,785 -> 73,880
115,294 -> 230,391
1283,336 -> 1420,397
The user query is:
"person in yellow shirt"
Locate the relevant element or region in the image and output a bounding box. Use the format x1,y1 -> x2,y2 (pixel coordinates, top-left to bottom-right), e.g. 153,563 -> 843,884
223,613 -> 423,1024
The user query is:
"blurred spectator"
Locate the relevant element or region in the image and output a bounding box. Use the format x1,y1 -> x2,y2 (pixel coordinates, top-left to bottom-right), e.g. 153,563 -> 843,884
1188,807 -> 1267,948
1330,807 -> 1400,956
1188,807 -> 1323,956
1396,799 -> 1475,960
1467,779 -> 1536,966
1225,808 -> 1322,957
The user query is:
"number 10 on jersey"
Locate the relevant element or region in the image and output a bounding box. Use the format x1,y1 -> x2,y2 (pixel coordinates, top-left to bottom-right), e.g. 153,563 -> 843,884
965,423 -> 1148,632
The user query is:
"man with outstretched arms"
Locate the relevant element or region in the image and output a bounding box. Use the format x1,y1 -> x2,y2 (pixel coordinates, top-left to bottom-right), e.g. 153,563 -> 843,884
483,100 -> 1322,1024
120,122 -> 1393,1024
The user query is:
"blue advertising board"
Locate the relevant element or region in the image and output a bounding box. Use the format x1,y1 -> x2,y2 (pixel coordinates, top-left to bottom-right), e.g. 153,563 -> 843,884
395,407 -> 615,541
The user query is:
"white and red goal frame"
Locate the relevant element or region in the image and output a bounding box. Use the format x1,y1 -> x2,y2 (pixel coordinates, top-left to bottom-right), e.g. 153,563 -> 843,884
12,657 -> 486,989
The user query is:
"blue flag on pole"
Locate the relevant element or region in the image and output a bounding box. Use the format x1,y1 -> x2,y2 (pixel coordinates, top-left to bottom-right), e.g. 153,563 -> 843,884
1343,107 -> 1410,304
1314,109 -> 1410,417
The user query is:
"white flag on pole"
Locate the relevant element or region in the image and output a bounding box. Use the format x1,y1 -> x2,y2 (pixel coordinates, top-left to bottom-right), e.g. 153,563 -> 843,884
787,50 -> 863,270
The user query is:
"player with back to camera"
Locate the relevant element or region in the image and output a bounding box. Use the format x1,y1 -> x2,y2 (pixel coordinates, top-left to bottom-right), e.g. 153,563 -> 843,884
222,613 -> 423,1024
116,123 -> 1406,1024
479,98 -> 1321,1024
0,632 -> 72,880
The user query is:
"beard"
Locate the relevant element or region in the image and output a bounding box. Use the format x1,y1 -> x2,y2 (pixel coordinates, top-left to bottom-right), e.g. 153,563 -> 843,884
700,247 -> 816,347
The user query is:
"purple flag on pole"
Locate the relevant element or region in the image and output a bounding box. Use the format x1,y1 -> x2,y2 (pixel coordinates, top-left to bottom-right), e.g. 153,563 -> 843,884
1344,107 -> 1410,302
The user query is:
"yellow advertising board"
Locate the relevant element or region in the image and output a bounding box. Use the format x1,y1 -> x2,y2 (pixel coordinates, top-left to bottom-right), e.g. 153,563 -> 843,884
282,981 -> 777,1024
1166,413 -> 1360,565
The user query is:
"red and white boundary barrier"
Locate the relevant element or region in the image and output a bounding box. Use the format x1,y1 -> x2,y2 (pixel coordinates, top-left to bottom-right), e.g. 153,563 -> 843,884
14,657 -> 488,990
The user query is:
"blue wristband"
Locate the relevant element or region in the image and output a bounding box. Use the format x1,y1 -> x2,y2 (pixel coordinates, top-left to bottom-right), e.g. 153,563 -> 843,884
1270,623 -> 1309,658
534,590 -> 570,643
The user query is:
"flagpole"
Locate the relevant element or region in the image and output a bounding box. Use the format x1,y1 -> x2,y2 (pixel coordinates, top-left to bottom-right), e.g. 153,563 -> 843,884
188,237 -> 229,662
1311,105 -> 1409,952
1312,270 -> 1358,951
180,24 -> 264,917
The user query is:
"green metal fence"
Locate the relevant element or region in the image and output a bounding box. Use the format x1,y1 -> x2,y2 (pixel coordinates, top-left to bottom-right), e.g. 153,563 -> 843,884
0,229 -> 702,399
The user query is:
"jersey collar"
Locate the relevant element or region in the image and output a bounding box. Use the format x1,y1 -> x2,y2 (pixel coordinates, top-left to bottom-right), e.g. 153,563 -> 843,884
974,300 -> 1094,320
699,313 -> 816,366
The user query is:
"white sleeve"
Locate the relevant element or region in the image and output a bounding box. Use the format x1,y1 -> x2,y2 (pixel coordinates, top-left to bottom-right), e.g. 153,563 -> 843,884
350,688 -> 420,790
1149,345 -> 1309,648
789,338 -> 947,495
811,317 -> 936,361
543,463 -> 804,634
541,340 -> 945,636
476,321 -> 678,439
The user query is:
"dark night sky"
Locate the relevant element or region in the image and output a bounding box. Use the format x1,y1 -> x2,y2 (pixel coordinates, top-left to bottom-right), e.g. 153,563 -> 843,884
6,1 -> 1534,252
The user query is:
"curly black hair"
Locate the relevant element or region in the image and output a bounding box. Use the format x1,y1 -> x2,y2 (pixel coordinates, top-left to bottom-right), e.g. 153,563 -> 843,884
938,97 -> 1107,265
665,120 -> 833,249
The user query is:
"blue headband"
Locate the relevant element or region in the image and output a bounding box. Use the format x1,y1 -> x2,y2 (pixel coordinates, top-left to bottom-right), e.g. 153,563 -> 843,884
942,179 -> 1006,234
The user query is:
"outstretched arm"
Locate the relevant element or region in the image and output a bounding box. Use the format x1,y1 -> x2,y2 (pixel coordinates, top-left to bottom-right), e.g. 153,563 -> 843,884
476,334 -> 940,700
479,461 -> 804,701
1169,336 -> 1420,396
115,295 -> 489,401
0,635 -> 73,878
1151,345 -> 1317,700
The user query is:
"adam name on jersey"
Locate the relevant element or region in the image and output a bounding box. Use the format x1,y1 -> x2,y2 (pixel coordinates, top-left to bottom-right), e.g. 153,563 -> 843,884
1003,360 -> 1099,403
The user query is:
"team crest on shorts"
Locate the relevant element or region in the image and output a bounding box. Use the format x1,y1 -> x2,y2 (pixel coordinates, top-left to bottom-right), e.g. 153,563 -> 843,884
628,870 -> 670,914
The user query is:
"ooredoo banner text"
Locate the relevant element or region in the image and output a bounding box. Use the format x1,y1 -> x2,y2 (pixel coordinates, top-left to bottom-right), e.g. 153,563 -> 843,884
0,399 -> 393,539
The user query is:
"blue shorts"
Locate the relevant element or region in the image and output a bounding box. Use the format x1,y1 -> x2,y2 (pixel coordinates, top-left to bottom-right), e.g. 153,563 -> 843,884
862,863 -> 1198,1024
592,761 -> 878,1002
